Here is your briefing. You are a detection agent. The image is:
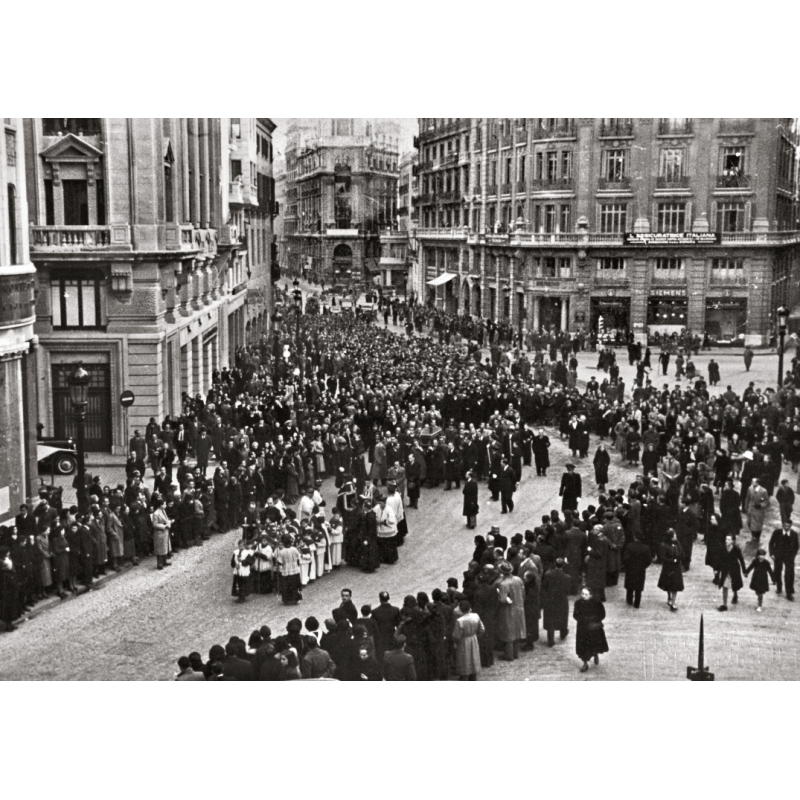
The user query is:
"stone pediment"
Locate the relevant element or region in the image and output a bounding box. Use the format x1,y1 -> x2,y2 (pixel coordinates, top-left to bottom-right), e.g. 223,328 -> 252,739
40,133 -> 103,161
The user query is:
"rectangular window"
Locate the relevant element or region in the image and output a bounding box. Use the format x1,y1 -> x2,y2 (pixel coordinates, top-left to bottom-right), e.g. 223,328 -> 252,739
535,152 -> 544,180
230,159 -> 242,180
600,203 -> 627,233
518,154 -> 526,182
96,179 -> 106,226
561,151 -> 572,180
560,204 -> 571,232
598,258 -> 625,270
5,130 -> 16,167
51,277 -> 102,328
547,151 -> 558,182
717,202 -> 746,232
721,146 -> 746,175
543,257 -> 557,277
62,180 -> 89,225
7,184 -> 17,264
659,148 -> 686,182
560,257 -> 572,277
544,204 -> 556,233
603,149 -> 629,181
657,203 -> 686,233
655,257 -> 684,271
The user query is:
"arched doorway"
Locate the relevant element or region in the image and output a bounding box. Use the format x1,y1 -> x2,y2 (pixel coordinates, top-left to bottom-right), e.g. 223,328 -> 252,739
333,243 -> 353,285
472,283 -> 482,317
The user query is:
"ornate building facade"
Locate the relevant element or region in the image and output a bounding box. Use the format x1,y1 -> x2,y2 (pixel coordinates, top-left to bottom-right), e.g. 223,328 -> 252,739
416,118 -> 799,344
284,118 -> 400,288
0,117 -> 38,522
24,118 -> 275,454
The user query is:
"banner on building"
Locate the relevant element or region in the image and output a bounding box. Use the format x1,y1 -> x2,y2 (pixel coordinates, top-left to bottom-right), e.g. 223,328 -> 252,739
623,232 -> 721,246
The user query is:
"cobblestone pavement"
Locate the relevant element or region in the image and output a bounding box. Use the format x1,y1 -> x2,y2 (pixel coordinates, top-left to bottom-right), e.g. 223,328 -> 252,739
10,295 -> 796,680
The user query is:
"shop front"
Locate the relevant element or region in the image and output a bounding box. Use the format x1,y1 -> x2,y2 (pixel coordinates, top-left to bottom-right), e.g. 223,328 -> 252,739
705,297 -> 747,345
591,294 -> 631,342
647,289 -> 688,339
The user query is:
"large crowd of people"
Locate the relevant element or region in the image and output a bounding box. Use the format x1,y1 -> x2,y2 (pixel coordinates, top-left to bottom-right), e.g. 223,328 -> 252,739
1,286 -> 798,681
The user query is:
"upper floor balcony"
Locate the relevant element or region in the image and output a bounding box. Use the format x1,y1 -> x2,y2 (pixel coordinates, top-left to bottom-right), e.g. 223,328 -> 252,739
656,175 -> 691,189
658,118 -> 693,136
719,118 -> 756,136
31,225 -> 119,251
533,120 -> 576,139
716,172 -> 752,190
531,177 -> 574,191
599,119 -> 633,138
598,176 -> 631,190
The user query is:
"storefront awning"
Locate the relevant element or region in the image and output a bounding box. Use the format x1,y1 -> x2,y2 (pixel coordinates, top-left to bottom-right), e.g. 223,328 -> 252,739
427,272 -> 457,286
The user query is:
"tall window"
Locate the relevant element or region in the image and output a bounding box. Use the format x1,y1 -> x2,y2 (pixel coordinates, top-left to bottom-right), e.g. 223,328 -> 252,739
659,148 -> 686,182
711,258 -> 744,282
561,151 -> 572,180
545,205 -> 556,233
560,204 -> 571,233
230,160 -> 242,180
5,129 -> 16,167
6,184 -> 17,264
50,276 -> 102,328
63,180 -> 89,225
717,202 -> 745,232
518,154 -> 526,182
602,149 -> 629,181
547,151 -> 558,182
657,203 -> 686,233
600,203 -> 627,233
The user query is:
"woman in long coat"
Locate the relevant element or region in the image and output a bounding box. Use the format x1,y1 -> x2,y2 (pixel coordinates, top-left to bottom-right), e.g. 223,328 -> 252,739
452,601 -> 484,680
35,530 -> 53,597
657,529 -> 684,611
593,444 -> 610,492
573,587 -> 609,672
715,533 -> 746,611
106,507 -> 124,571
719,481 -> 741,538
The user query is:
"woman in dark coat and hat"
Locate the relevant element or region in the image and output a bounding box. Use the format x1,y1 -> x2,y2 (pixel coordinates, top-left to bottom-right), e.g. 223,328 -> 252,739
744,548 -> 776,611
715,533 -> 746,611
573,586 -> 608,673
657,529 -> 684,611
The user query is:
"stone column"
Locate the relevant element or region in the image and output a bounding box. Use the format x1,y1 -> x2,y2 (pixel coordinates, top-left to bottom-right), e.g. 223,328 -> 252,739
199,118 -> 210,228
192,336 -> 202,396
561,296 -> 569,331
533,296 -> 541,331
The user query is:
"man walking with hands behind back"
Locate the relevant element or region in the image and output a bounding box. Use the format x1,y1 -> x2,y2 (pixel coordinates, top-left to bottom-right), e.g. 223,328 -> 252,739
769,520 -> 799,601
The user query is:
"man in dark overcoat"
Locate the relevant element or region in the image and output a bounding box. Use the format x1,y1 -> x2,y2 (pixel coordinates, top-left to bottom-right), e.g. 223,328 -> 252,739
540,559 -> 571,646
559,463 -> 582,513
462,471 -> 479,529
532,429 -> 551,476
622,536 -> 652,608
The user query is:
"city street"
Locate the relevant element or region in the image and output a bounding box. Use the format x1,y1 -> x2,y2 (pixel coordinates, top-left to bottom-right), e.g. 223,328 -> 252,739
4,306 -> 798,680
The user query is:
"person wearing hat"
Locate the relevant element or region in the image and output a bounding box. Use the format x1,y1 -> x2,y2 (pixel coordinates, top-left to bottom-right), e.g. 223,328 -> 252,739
496,560 -> 526,661
498,457 -> 517,514
745,477 -> 769,543
559,463 -> 582,513
462,470 -> 479,529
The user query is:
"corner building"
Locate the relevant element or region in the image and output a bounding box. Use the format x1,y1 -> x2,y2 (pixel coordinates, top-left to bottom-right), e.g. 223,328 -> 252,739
284,118 -> 400,287
416,118 -> 799,345
0,117 -> 38,522
24,118 -> 274,455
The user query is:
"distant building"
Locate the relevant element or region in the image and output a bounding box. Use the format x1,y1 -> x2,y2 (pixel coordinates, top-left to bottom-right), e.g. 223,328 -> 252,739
0,116 -> 38,521
416,118 -> 799,344
24,117 -> 274,454
284,118 -> 400,290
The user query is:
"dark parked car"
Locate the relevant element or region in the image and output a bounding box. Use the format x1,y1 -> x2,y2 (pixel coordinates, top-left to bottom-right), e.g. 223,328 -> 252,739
37,438 -> 78,475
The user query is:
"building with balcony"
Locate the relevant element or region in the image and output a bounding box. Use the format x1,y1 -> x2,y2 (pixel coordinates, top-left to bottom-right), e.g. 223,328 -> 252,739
23,118 -> 275,454
416,118 -> 800,345
284,118 -> 400,289
274,155 -> 287,274
227,118 -> 277,346
0,117 -> 38,522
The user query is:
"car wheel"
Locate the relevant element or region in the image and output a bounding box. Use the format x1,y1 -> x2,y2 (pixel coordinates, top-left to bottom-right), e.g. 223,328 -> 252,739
56,456 -> 77,475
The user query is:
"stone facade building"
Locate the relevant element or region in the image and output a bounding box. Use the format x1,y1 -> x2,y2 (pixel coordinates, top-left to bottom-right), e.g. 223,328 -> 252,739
416,118 -> 799,345
0,117 -> 38,522
284,118 -> 400,288
24,118 -> 275,454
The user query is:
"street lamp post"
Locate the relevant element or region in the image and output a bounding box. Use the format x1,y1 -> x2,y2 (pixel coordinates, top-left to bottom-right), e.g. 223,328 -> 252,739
777,305 -> 789,387
67,363 -> 91,515
272,308 -> 283,388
